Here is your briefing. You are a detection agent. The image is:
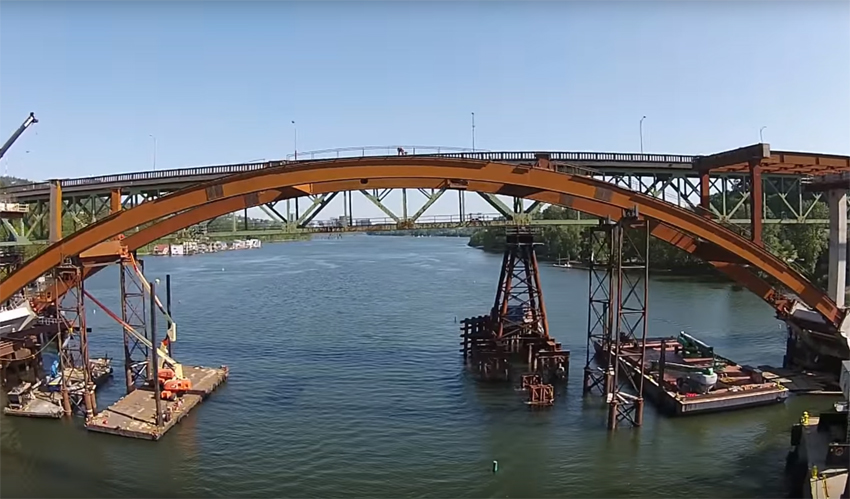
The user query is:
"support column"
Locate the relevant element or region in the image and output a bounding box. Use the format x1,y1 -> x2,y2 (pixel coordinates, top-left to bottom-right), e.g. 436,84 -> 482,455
150,280 -> 163,428
827,189 -> 847,308
699,172 -> 711,216
749,161 -> 763,246
110,189 -> 122,214
49,180 -> 62,243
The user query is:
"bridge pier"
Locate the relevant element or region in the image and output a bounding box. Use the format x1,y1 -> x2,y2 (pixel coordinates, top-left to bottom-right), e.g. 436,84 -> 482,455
827,189 -> 847,308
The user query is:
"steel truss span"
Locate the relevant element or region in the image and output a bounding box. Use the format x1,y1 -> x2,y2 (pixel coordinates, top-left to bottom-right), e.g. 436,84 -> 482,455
0,156 -> 843,331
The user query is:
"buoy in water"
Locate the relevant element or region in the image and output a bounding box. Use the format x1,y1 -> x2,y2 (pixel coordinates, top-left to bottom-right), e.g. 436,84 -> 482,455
492,460 -> 498,473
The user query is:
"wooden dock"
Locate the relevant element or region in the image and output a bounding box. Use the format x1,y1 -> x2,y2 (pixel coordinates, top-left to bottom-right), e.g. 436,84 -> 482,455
85,365 -> 228,441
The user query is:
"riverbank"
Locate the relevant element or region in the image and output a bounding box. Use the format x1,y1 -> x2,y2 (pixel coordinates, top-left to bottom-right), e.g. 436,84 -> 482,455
468,242 -> 722,279
136,232 -> 309,256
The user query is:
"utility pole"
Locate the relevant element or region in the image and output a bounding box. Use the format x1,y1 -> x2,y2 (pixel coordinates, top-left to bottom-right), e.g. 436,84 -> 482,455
149,134 -> 157,171
292,121 -> 297,160
471,112 -> 476,152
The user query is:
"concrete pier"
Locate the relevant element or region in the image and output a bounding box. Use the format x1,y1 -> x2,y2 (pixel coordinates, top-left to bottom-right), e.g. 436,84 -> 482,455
827,188 -> 847,308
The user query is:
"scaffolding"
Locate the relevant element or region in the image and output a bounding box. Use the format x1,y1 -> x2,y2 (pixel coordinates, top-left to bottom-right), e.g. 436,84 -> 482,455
582,211 -> 650,430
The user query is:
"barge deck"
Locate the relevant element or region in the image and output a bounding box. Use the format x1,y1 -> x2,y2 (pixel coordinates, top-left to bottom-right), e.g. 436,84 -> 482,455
594,334 -> 789,416
85,365 -> 228,441
3,357 -> 114,418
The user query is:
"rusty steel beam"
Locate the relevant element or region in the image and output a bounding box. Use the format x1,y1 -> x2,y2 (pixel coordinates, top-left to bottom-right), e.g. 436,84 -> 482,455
693,144 -> 771,174
1,157 -> 840,327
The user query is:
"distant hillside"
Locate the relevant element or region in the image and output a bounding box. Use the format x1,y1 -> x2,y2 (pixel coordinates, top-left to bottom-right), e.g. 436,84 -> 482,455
0,175 -> 32,187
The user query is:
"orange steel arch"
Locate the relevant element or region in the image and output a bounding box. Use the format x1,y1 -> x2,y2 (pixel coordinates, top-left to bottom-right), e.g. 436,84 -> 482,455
35,179 -> 782,319
0,157 -> 842,328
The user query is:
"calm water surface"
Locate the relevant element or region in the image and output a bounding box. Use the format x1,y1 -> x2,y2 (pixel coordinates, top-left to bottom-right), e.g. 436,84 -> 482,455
0,235 -> 838,498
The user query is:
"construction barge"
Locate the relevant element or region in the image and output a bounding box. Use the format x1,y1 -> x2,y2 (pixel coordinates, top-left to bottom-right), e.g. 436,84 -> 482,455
594,332 -> 789,416
86,365 -> 228,441
4,357 -> 114,418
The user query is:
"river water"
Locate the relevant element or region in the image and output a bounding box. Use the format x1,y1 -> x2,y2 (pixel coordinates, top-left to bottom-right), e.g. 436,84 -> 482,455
0,235 -> 838,498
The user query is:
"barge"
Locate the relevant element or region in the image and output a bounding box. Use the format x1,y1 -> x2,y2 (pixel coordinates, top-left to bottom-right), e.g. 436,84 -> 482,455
4,357 -> 114,418
85,364 -> 228,441
594,332 -> 789,416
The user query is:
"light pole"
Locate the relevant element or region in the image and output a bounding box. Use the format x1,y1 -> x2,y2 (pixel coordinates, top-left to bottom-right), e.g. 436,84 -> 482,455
759,126 -> 767,143
149,134 -> 157,171
471,112 -> 475,152
292,120 -> 297,160
639,116 -> 646,154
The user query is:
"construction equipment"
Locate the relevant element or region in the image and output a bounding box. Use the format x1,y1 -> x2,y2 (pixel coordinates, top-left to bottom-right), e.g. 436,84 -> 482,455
0,112 -> 38,161
678,331 -> 715,359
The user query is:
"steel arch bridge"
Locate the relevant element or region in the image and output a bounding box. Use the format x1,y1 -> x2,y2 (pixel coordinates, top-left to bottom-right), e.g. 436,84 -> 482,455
2,144 -> 850,249
2,149 -> 850,344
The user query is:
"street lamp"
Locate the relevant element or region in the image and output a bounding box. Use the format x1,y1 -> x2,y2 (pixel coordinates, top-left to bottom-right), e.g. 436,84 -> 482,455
759,126 -> 767,143
149,134 -> 157,171
471,112 -> 475,152
639,116 -> 646,154
292,120 -> 297,160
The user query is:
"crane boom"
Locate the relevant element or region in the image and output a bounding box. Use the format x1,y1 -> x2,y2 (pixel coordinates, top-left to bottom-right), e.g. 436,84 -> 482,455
0,112 -> 38,161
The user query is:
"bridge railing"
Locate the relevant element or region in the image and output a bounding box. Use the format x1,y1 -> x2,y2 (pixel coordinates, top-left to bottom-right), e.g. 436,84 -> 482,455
284,145 -> 478,160
0,148 -> 698,196
302,212 -> 507,228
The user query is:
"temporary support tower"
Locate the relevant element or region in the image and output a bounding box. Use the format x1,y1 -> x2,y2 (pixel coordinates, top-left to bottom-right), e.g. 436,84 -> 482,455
120,253 -> 150,393
52,261 -> 96,418
583,210 -> 650,430
491,226 -> 550,345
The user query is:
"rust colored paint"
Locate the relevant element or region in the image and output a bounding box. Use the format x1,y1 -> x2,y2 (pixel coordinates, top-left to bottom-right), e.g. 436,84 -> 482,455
110,189 -> 122,214
49,180 -> 62,243
1,157 -> 841,326
36,178 -> 796,322
750,161 -> 764,247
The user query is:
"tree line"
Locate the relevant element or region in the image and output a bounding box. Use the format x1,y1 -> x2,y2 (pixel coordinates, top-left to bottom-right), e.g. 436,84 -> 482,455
468,186 -> 831,286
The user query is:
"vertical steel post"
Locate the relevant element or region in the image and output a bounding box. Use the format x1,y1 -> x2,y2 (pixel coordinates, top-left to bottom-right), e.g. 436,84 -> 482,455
53,267 -> 72,417
110,188 -> 122,214
48,180 -> 62,243
348,191 -> 354,227
749,160 -> 764,246
166,274 -> 173,358
699,172 -> 711,216
150,281 -> 163,428
79,274 -> 95,419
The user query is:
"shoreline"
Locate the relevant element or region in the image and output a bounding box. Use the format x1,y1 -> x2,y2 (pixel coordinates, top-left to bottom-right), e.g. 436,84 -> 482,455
468,244 -> 726,280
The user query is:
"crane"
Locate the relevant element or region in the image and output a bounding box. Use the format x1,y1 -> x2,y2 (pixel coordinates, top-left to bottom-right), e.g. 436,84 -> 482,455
0,112 -> 38,161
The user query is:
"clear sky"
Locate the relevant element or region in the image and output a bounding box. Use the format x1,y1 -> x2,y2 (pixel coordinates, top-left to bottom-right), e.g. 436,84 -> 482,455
1,1 -> 848,220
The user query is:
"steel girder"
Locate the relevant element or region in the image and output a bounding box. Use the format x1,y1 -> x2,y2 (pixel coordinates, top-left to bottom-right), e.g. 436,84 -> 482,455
0,158 -> 842,330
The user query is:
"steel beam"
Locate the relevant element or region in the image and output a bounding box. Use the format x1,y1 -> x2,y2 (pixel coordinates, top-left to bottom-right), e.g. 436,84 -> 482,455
49,180 -> 62,243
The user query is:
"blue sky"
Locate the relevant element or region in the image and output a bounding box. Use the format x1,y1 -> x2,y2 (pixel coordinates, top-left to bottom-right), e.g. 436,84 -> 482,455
1,1 -> 848,220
